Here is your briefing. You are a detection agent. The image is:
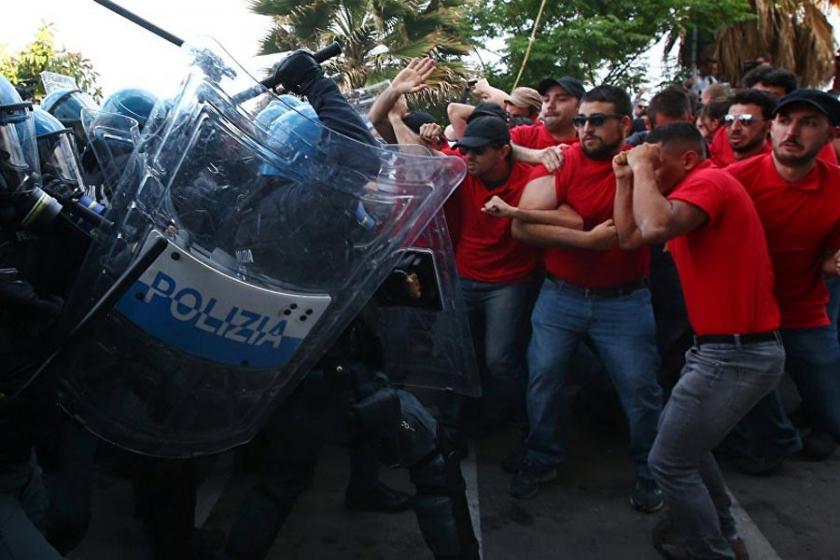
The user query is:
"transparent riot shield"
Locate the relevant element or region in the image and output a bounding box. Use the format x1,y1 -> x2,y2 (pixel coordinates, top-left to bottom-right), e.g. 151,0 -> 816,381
80,109 -> 141,195
56,37 -> 467,457
374,209 -> 479,397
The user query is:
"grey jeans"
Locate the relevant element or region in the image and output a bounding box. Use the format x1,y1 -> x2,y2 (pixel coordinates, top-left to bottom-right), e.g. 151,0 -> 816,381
649,336 -> 785,559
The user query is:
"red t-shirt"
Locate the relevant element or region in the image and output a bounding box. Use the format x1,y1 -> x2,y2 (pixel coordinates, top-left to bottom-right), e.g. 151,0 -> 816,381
510,121 -> 577,150
727,153 -> 840,328
710,127 -> 838,167
446,161 -> 538,284
540,144 -> 649,288
666,160 -> 780,335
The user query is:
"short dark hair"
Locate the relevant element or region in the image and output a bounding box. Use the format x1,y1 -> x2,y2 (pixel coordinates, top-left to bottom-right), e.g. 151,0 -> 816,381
730,89 -> 778,119
647,122 -> 707,159
648,87 -> 692,126
700,100 -> 730,121
742,65 -> 798,94
582,85 -> 632,117
755,69 -> 798,95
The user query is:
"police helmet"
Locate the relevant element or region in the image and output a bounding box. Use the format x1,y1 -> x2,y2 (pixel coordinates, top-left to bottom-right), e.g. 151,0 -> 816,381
254,95 -> 303,131
41,88 -> 97,127
0,75 -> 39,194
102,88 -> 158,130
33,107 -> 86,192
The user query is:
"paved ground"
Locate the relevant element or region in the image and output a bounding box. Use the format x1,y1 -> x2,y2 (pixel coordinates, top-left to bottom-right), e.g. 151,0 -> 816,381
67,397 -> 840,560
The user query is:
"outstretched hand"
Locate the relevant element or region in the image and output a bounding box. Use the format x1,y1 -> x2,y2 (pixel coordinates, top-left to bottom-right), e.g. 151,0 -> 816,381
391,58 -> 436,95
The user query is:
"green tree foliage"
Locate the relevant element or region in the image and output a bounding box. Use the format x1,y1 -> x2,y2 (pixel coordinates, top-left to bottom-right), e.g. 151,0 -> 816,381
0,23 -> 102,102
250,0 -> 476,102
469,0 -> 754,91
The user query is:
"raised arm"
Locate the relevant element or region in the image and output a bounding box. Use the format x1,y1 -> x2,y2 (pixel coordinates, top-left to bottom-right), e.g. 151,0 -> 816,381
611,152 -> 645,249
368,58 -> 436,144
627,144 -> 707,244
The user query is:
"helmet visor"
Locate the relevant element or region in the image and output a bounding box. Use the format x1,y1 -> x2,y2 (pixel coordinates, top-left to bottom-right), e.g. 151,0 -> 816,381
0,123 -> 28,169
0,108 -> 40,194
37,129 -> 85,190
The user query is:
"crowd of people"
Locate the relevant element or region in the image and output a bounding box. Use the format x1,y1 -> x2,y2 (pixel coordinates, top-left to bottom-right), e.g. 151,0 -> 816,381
3,42 -> 840,560
367,55 -> 840,560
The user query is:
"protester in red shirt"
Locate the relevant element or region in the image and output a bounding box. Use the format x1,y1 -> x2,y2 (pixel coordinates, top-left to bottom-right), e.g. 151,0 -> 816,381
443,116 -> 565,432
710,89 -> 776,166
510,77 -> 584,172
496,86 -> 663,511
616,122 -> 783,559
710,88 -> 838,168
726,89 -> 840,469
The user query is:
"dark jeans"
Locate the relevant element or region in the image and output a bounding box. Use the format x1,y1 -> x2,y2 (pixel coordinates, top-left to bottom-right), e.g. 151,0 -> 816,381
525,278 -> 662,480
0,455 -> 62,559
726,323 -> 840,460
649,338 -> 785,559
459,278 -> 533,421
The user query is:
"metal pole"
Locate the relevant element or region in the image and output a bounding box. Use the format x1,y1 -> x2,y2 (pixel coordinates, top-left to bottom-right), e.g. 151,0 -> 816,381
92,0 -> 184,47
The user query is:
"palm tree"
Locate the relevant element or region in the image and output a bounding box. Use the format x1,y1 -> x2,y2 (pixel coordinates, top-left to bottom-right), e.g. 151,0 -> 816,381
676,1 -> 839,87
250,0 -> 474,101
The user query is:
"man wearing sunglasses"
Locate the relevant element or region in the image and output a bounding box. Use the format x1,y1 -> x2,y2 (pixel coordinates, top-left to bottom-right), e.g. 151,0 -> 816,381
441,116 -> 554,437
503,86 -> 663,510
710,88 -> 838,169
724,90 -> 840,474
710,89 -> 775,167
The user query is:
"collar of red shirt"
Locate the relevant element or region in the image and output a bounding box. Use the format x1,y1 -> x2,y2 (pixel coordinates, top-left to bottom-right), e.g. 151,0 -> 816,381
762,152 -> 821,192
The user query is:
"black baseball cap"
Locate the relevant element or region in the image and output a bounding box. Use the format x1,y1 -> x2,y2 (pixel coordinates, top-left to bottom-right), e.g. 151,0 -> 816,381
773,89 -> 840,126
537,77 -> 585,99
467,102 -> 508,123
453,116 -> 511,148
402,111 -> 436,133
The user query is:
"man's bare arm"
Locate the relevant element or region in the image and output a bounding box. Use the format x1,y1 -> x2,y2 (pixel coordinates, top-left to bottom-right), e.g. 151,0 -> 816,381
447,102 -> 475,140
369,58 -> 436,144
628,145 -> 707,244
510,176 -> 613,249
611,152 -> 645,249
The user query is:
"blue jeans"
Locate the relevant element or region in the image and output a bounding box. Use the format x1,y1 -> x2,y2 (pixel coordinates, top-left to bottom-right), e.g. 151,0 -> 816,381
525,278 -> 662,480
726,324 -> 840,459
0,455 -> 62,559
784,326 -> 840,439
650,338 -> 785,559
460,278 -> 533,421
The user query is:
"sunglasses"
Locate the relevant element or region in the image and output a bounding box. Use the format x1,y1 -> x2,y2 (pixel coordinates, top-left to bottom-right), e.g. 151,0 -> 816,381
573,113 -> 623,128
458,145 -> 493,155
722,114 -> 763,127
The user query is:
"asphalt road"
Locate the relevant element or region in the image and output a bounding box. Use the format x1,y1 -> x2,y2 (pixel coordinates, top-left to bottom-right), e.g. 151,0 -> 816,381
69,403 -> 840,559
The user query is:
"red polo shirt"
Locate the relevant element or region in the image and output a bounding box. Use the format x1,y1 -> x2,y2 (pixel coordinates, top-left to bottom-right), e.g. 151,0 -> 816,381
446,161 -> 538,284
539,144 -> 649,288
710,127 -> 838,167
510,121 -> 577,150
666,160 -> 780,335
727,153 -> 840,328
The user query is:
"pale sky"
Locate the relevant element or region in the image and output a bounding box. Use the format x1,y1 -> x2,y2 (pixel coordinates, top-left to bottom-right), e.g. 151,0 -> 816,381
2,1 -> 839,100
2,0 -> 276,98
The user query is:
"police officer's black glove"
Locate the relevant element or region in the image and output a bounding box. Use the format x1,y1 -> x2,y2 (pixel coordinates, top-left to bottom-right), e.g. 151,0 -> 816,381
0,268 -> 64,318
272,50 -> 324,95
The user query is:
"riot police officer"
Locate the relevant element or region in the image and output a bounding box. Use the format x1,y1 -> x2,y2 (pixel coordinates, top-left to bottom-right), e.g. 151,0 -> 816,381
0,73 -> 64,560
223,51 -> 480,560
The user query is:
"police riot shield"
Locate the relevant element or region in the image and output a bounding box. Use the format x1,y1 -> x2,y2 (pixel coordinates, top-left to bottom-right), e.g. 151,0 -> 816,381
56,37 -> 467,457
373,208 -> 480,397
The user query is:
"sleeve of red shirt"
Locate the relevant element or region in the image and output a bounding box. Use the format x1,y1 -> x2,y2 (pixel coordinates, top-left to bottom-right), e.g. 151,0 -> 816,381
510,125 -> 531,146
666,171 -> 723,226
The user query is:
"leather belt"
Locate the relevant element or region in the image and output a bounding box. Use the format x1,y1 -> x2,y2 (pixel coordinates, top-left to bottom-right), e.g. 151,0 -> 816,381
547,275 -> 647,298
694,331 -> 780,346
